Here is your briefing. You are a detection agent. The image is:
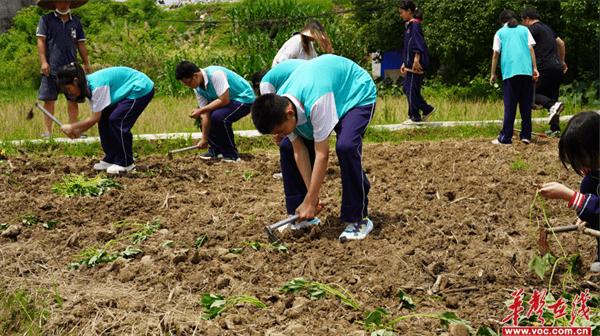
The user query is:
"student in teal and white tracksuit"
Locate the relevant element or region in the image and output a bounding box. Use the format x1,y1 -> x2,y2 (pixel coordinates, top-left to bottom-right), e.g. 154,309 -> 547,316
252,59 -> 306,96
176,61 -> 255,162
57,63 -> 154,174
251,54 -> 377,241
490,9 -> 539,145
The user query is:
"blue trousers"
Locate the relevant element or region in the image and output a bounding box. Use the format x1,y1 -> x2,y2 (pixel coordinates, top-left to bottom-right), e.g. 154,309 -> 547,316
498,75 -> 533,143
98,89 -> 154,166
207,101 -> 251,158
280,104 -> 374,222
403,72 -> 433,120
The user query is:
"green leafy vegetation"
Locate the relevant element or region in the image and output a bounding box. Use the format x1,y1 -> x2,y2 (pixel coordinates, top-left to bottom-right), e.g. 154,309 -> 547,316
0,223 -> 8,231
194,234 -> 208,248
280,278 -> 360,310
69,245 -> 142,270
511,158 -> 529,171
0,288 -> 50,335
52,174 -> 121,197
130,219 -> 161,244
199,293 -> 266,320
396,290 -> 415,310
529,253 -> 558,280
21,214 -> 57,230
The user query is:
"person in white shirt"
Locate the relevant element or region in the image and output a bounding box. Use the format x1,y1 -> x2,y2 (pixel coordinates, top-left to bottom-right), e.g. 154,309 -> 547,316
272,20 -> 333,67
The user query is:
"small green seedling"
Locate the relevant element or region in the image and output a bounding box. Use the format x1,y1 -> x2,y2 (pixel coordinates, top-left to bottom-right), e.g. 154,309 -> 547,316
229,247 -> 245,254
52,174 -> 121,197
242,170 -> 258,181
528,253 -> 557,280
245,241 -> 262,251
161,240 -> 175,248
22,214 -> 41,226
194,234 -> 208,248
0,223 -> 8,231
120,246 -> 142,258
131,219 -> 161,244
42,220 -> 58,230
396,290 -> 416,310
280,278 -> 360,310
69,245 -> 142,270
270,242 -> 289,253
199,293 -> 266,320
510,158 -> 529,171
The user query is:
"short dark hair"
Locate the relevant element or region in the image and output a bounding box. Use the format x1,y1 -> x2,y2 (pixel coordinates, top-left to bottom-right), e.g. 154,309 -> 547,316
56,62 -> 89,102
559,111 -> 600,175
251,69 -> 267,94
500,9 -> 519,28
251,94 -> 290,134
175,60 -> 200,80
521,7 -> 540,20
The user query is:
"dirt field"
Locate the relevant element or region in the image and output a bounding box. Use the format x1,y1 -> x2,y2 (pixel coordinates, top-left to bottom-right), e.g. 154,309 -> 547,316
0,139 -> 598,335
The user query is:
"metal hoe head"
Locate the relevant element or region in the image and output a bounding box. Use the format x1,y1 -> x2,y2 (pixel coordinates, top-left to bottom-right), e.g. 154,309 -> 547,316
265,215 -> 299,244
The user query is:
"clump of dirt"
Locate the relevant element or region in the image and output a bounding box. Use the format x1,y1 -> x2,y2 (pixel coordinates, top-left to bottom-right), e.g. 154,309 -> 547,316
0,139 -> 596,335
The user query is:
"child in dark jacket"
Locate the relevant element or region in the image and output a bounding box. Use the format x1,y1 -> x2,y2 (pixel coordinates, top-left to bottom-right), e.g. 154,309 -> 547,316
399,0 -> 434,123
540,111 -> 600,272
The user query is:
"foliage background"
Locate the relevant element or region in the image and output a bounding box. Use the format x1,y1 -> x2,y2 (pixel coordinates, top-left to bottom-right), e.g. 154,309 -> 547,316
0,0 -> 598,101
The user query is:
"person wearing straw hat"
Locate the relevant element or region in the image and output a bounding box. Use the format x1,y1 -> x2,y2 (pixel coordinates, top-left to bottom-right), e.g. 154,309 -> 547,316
272,20 -> 333,68
36,0 -> 90,139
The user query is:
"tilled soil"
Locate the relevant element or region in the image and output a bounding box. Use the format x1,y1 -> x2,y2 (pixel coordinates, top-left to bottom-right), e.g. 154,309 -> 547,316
0,139 -> 597,335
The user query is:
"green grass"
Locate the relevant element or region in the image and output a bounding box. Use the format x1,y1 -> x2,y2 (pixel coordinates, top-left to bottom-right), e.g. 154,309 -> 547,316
0,287 -> 50,335
0,88 -> 591,141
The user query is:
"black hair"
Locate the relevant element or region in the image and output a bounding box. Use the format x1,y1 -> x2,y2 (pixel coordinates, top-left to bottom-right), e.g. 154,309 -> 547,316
500,9 -> 519,28
56,62 -> 89,103
251,94 -> 291,134
175,60 -> 200,80
251,69 -> 268,94
521,7 -> 540,20
399,0 -> 416,12
558,111 -> 600,175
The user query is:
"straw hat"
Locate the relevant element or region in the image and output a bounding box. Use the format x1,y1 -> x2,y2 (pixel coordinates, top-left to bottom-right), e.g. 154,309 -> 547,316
37,0 -> 89,10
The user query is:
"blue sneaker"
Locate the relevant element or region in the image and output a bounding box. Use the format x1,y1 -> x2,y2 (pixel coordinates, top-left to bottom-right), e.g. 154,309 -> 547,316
290,217 -> 321,230
339,218 -> 373,241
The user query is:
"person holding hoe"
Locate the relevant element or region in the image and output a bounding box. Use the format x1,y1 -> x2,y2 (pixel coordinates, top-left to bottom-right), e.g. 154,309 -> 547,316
56,63 -> 155,174
251,54 -> 377,241
175,61 -> 255,162
36,0 -> 91,138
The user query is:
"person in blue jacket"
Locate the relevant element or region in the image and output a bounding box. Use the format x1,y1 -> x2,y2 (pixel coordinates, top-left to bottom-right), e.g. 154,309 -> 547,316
399,0 -> 434,123
251,54 -> 377,241
540,111 -> 600,272
176,61 -> 255,162
252,59 -> 306,96
57,63 -> 154,174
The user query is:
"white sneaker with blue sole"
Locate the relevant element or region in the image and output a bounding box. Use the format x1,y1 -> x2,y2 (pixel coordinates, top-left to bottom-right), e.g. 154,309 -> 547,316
339,218 -> 373,241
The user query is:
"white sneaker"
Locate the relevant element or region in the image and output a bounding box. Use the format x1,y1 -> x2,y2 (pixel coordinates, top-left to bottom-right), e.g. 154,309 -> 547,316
93,161 -> 112,171
106,164 -> 135,175
339,218 -> 373,241
591,261 -> 600,273
548,102 -> 564,124
290,217 -> 321,230
491,139 -> 510,145
521,138 -> 531,145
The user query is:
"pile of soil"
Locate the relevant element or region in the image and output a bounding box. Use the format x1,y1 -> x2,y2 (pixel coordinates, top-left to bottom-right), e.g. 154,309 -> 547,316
0,139 -> 597,335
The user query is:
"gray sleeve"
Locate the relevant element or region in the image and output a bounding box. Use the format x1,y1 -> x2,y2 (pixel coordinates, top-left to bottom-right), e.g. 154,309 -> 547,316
36,17 -> 47,37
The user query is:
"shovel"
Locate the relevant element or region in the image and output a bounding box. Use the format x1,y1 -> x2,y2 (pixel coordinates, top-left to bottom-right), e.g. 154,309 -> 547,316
167,145 -> 200,159
265,215 -> 299,244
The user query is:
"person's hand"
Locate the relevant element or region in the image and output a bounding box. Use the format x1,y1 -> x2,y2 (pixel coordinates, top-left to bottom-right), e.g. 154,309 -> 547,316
412,60 -> 423,73
61,124 -> 79,139
562,62 -> 568,74
83,64 -> 91,74
489,73 -> 497,85
295,198 -> 325,221
533,68 -> 540,81
40,62 -> 50,77
273,134 -> 285,146
189,108 -> 203,119
539,182 -> 575,201
197,138 -> 208,149
400,64 -> 406,75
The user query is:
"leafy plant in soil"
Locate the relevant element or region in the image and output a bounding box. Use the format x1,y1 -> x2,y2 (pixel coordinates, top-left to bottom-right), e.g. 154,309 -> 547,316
194,234 -> 208,248
280,278 -> 360,310
363,308 -> 472,334
21,214 -> 40,226
130,219 -> 161,244
52,174 -> 121,197
396,290 -> 415,310
199,293 -> 266,320
69,245 -> 142,270
0,223 -> 7,231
